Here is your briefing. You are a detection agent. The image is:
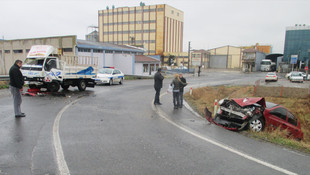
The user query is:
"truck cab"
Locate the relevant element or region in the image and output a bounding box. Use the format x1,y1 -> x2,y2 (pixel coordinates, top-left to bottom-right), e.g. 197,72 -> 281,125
21,45 -> 96,92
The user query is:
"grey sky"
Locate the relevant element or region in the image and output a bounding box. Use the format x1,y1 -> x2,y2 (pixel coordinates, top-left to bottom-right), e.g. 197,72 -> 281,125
1,0 -> 309,53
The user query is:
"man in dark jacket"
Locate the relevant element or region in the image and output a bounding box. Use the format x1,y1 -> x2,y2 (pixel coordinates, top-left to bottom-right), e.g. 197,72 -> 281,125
154,68 -> 164,105
179,73 -> 187,108
9,60 -> 25,118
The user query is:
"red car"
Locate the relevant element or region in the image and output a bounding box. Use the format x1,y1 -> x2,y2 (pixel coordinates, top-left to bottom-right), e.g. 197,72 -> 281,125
206,97 -> 303,140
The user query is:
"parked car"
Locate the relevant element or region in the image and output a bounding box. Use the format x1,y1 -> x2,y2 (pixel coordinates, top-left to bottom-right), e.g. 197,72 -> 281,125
285,71 -> 306,80
208,97 -> 303,140
289,72 -> 303,83
265,72 -> 278,82
94,68 -> 124,85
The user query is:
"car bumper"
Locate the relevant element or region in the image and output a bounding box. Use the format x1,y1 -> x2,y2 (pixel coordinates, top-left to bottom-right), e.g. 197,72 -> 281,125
94,78 -> 110,84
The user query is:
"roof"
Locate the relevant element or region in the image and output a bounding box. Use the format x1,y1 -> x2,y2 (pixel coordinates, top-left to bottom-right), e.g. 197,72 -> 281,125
243,48 -> 258,53
77,39 -> 144,53
135,55 -> 160,63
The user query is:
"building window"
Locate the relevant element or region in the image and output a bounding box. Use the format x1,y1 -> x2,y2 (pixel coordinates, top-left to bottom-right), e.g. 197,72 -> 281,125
105,50 -> 114,53
171,10 -> 174,14
13,50 -> 23,53
78,48 -> 91,52
157,8 -> 164,12
115,51 -> 123,54
63,48 -> 73,52
150,64 -> 155,71
177,12 -> 179,16
143,64 -> 148,73
93,49 -> 103,53
5,50 -> 10,54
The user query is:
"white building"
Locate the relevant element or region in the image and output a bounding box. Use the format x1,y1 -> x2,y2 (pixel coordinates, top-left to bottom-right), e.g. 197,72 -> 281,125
0,35 -> 160,76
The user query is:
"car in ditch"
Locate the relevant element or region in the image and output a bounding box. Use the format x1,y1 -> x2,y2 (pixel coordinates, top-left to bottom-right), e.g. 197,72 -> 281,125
209,97 -> 303,140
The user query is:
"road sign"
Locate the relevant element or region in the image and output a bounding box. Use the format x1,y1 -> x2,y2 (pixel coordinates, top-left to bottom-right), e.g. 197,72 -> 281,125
305,66 -> 308,71
290,55 -> 298,64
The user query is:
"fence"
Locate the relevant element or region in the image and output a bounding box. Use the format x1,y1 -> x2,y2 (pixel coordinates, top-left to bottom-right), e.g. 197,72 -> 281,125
253,80 -> 310,99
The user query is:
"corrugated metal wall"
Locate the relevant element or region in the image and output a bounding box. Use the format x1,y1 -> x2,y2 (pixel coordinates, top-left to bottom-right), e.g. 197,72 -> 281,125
209,55 -> 227,68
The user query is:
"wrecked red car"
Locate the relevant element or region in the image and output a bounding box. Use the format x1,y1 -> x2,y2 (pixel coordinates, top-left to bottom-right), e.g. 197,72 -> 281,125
206,97 -> 303,140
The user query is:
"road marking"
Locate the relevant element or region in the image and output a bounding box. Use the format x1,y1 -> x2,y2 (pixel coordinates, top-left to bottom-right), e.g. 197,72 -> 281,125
53,99 -> 80,175
152,93 -> 297,175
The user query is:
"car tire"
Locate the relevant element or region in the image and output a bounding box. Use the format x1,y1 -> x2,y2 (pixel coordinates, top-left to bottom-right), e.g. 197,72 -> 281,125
119,78 -> 123,85
78,80 -> 87,91
61,84 -> 70,90
47,82 -> 60,92
109,79 -> 113,86
249,116 -> 265,132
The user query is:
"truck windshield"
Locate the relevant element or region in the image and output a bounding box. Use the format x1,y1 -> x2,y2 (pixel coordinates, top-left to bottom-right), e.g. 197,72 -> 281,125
261,61 -> 271,65
24,58 -> 44,66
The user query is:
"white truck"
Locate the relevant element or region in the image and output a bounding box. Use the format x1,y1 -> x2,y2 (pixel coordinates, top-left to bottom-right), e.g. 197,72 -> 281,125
21,45 -> 97,92
260,59 -> 276,72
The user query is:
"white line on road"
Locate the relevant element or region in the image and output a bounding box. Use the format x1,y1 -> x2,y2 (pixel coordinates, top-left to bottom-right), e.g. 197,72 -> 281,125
152,92 -> 297,175
53,99 -> 80,175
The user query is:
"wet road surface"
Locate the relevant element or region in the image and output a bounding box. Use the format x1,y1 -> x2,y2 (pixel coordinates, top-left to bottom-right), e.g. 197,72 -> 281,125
0,71 -> 309,175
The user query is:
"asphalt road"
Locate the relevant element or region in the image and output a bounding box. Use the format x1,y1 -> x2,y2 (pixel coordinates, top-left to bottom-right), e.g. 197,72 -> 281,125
0,71 -> 309,175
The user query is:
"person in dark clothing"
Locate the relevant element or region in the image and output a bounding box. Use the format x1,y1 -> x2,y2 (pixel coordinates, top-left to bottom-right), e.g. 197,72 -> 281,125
154,68 -> 164,105
9,60 -> 25,118
198,66 -> 201,77
171,74 -> 187,109
179,73 -> 187,108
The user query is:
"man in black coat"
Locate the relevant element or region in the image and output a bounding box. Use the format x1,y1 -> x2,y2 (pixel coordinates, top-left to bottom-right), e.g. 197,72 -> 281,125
9,60 -> 25,118
154,68 -> 164,105
179,73 -> 187,108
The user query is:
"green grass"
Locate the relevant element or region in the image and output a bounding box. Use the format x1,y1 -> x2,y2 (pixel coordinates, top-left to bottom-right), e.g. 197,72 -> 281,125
0,81 -> 9,89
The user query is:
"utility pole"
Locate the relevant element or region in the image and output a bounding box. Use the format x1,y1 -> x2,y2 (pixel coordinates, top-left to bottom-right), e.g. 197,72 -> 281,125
188,41 -> 191,72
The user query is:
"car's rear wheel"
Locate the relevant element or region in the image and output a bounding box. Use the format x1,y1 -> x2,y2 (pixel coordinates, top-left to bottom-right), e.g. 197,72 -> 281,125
119,78 -> 123,85
249,117 -> 265,132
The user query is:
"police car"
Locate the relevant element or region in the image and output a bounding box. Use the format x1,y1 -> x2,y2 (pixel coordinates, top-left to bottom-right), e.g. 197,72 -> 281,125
95,67 -> 124,85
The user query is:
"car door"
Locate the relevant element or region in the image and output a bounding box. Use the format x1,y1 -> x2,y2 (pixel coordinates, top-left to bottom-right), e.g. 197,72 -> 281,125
286,111 -> 302,138
267,107 -> 288,130
112,70 -> 119,83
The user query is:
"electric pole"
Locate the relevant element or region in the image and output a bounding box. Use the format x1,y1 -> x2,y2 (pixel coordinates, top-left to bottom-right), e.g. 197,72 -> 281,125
188,41 -> 191,72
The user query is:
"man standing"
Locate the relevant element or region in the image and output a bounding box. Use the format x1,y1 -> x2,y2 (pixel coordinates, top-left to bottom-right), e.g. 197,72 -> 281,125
154,68 -> 164,105
9,60 -> 25,118
179,73 -> 187,108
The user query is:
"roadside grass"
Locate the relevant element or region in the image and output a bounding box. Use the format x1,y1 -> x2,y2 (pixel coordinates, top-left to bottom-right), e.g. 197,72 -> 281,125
184,85 -> 310,153
125,75 -> 153,80
0,81 -> 9,89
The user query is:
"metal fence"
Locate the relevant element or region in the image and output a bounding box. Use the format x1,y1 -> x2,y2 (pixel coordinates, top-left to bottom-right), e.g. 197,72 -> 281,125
0,75 -> 9,81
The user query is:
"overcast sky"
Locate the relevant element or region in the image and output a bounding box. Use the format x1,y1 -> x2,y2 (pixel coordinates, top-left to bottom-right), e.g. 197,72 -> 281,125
1,0 -> 309,53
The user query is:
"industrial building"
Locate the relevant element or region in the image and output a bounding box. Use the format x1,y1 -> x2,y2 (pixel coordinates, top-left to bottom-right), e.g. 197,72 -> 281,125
98,4 -> 184,59
283,24 -> 310,67
0,35 -> 160,76
208,46 -> 243,69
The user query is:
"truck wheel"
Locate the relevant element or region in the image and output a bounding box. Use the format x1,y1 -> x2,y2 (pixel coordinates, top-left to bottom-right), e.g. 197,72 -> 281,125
78,80 -> 87,91
47,82 -> 60,92
61,84 -> 70,90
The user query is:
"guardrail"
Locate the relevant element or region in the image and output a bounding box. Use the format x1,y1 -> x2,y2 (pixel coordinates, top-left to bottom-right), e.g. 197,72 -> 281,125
0,75 -> 9,81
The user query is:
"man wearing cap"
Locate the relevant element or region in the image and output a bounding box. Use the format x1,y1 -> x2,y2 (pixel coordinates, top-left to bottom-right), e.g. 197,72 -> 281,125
154,68 -> 164,105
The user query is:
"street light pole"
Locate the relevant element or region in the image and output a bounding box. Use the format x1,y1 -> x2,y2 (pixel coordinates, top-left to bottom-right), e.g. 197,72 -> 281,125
188,41 -> 191,72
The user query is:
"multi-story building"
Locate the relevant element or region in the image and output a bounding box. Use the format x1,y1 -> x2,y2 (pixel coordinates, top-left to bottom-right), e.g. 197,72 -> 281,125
283,24 -> 310,65
98,4 -> 184,57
